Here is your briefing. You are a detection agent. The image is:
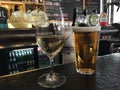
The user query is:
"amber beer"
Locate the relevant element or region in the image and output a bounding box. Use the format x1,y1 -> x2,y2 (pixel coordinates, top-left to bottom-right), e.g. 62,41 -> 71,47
72,26 -> 101,75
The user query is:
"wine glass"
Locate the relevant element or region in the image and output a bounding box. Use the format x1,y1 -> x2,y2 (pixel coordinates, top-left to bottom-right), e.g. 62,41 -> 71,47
35,7 -> 66,88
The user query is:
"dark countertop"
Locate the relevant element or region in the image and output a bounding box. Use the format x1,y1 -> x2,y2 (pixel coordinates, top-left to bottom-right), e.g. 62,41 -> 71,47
0,53 -> 120,90
96,53 -> 120,90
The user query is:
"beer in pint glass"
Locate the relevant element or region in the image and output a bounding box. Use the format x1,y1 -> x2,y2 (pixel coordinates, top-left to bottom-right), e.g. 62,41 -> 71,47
72,26 -> 101,75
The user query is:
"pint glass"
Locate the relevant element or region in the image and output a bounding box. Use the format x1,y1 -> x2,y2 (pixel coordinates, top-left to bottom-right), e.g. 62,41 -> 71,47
72,26 -> 101,75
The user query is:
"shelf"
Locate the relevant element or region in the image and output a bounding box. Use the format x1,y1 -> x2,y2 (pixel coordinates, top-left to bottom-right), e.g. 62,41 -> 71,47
0,1 -> 44,6
0,1 -> 43,3
0,1 -> 24,4
0,0 -> 45,18
24,2 -> 44,5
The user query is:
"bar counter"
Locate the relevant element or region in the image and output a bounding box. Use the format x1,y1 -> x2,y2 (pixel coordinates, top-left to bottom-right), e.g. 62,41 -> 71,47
0,53 -> 120,90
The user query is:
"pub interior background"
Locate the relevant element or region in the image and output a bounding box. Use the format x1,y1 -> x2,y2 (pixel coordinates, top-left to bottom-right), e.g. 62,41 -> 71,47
0,0 -> 120,76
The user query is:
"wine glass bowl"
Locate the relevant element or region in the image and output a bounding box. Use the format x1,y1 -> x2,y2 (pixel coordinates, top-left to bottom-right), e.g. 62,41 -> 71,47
36,26 -> 65,59
36,23 -> 66,88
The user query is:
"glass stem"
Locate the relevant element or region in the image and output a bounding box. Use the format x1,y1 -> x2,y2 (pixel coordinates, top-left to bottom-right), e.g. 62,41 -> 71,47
49,57 -> 54,76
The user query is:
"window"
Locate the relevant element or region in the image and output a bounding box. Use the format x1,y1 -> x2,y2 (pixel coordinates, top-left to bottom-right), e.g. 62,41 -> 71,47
113,5 -> 120,23
107,0 -> 120,24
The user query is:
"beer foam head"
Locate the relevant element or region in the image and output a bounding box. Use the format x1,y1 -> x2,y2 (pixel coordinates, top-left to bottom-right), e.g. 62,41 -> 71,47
72,26 -> 101,32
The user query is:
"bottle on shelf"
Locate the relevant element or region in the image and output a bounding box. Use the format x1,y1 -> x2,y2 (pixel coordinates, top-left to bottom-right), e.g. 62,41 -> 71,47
10,6 -> 13,16
14,5 -> 19,11
72,8 -> 77,26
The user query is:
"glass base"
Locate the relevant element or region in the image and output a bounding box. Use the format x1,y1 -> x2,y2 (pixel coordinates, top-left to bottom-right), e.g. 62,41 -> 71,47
38,73 -> 66,88
76,68 -> 95,75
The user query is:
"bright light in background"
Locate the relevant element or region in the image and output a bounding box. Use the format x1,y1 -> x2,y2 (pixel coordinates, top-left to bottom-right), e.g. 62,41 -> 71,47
4,5 -> 9,9
113,6 -> 120,23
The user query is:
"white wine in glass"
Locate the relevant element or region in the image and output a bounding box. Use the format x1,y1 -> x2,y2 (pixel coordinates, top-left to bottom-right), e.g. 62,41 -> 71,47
35,6 -> 66,88
36,25 -> 66,88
